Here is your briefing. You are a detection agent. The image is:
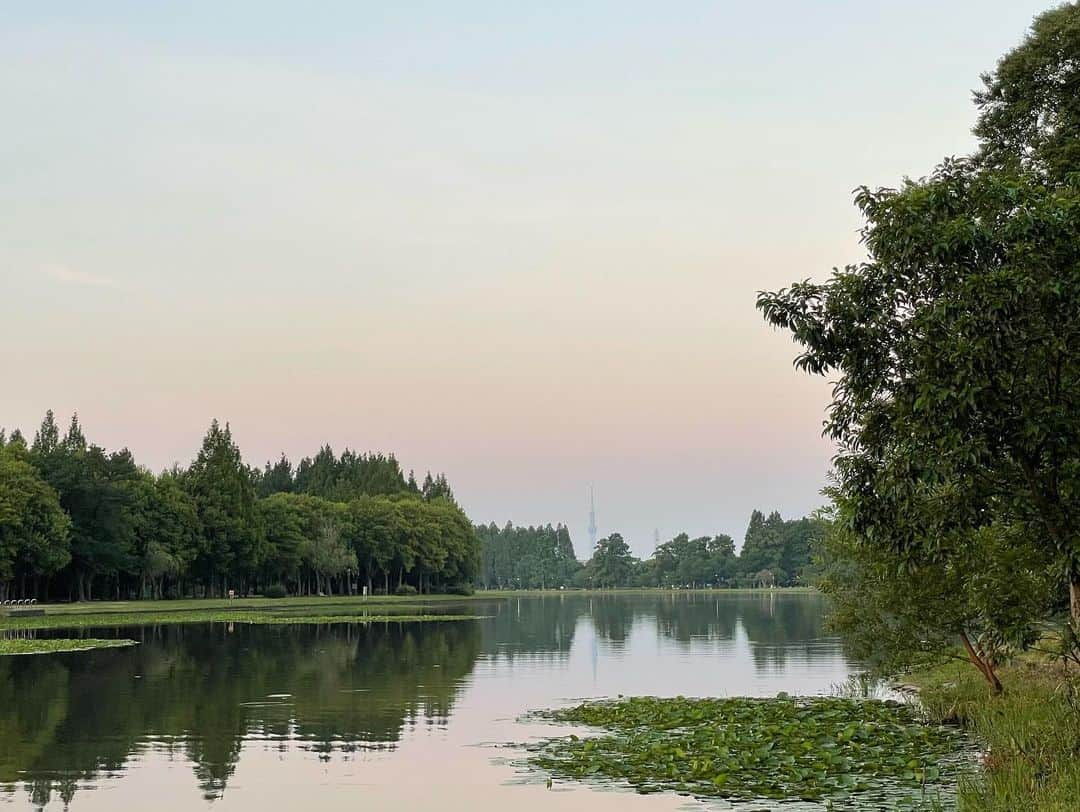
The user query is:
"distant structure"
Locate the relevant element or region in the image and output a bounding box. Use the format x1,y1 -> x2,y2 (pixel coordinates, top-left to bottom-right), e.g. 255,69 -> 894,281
588,487 -> 598,553
654,528 -> 661,548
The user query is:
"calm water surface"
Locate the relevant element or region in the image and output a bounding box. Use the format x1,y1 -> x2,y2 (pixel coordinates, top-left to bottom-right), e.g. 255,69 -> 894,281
1,592 -> 855,811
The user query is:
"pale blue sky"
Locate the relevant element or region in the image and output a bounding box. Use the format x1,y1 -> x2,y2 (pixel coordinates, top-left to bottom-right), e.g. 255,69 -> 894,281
1,1 -> 1053,556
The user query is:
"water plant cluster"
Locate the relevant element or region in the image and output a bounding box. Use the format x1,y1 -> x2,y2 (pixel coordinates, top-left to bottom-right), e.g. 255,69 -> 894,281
529,695 -> 969,808
0,638 -> 137,656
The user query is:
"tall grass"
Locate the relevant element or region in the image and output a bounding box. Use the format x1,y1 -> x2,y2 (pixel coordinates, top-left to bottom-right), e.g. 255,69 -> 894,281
909,658 -> 1080,811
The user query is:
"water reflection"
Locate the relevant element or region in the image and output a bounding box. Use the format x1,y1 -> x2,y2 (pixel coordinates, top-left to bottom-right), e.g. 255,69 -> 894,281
1,622 -> 481,806
1,592 -> 842,810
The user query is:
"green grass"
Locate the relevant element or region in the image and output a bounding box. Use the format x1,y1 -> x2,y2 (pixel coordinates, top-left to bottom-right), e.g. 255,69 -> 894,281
0,638 -> 138,656
16,593 -> 473,616
18,586 -> 816,617
907,658 -> 1080,812
0,587 -> 816,632
528,695 -> 968,809
0,609 -> 482,632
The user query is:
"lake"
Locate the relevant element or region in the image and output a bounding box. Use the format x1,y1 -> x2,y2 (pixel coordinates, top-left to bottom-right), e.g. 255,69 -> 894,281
1,592 -> 855,811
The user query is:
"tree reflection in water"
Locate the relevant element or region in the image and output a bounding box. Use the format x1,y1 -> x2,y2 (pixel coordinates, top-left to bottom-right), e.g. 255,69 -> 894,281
0,592 -> 834,808
0,620 -> 481,806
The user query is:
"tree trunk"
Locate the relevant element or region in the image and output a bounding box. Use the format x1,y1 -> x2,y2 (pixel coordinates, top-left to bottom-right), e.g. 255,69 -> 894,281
960,631 -> 1003,695
1071,569 -> 1080,623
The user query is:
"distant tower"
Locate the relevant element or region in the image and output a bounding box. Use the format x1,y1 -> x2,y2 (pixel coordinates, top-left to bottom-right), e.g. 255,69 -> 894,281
588,487 -> 598,552
654,528 -> 661,547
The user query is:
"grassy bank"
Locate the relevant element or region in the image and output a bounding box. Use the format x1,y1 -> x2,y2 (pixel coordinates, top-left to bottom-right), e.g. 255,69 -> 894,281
907,658 -> 1080,811
0,587 -> 814,633
2,587 -> 813,618
9,593 -> 471,617
0,609 -> 481,632
19,585 -> 814,614
0,638 -> 138,656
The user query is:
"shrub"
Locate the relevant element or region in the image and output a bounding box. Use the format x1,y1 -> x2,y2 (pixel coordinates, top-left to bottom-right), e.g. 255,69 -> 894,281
443,583 -> 474,596
263,584 -> 288,599
393,584 -> 418,596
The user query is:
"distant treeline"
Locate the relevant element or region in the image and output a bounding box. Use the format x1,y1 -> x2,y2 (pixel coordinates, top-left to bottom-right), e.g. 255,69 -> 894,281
0,411 -> 478,602
476,510 -> 821,590
476,523 -> 579,589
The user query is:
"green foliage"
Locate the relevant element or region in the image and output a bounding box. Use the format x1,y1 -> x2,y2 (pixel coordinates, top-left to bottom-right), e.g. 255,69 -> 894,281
634,511 -> 820,589
760,151 -> 1080,637
581,533 -> 635,588
530,695 -> 969,807
0,444 -> 70,593
262,584 -> 288,599
760,161 -> 1080,596
256,454 -> 294,498
285,445 -> 429,501
974,2 -> 1080,182
257,491 -> 477,597
29,414 -> 141,600
908,659 -> 1080,811
817,499 -> 1057,686
393,584 -> 418,596
476,522 -> 580,589
0,412 -> 478,602
757,0 -> 1080,701
126,472 -> 200,599
642,532 -> 737,588
182,420 -> 262,591
420,471 -> 453,501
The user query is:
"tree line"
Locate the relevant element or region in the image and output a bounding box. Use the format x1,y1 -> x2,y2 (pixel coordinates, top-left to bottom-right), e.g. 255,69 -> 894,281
758,2 -> 1080,692
475,522 -> 579,589
0,411 -> 478,602
476,510 -> 820,590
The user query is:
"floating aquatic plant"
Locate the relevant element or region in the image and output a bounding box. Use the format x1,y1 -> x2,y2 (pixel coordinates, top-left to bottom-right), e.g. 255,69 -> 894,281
527,695 -> 970,809
0,638 -> 137,656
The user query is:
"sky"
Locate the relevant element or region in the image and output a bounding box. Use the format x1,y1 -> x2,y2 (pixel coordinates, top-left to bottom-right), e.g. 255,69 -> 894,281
1,1 -> 1054,557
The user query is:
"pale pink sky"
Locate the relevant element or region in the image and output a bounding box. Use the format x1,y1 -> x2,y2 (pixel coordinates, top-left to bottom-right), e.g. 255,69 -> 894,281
1,1 -> 1051,556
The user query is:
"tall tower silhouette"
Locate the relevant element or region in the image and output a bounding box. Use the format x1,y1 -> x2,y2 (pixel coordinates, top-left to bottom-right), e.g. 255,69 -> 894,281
588,487 -> 598,552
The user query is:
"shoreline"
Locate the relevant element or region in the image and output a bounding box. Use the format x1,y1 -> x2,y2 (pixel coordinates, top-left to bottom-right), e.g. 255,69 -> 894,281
901,656 -> 1079,810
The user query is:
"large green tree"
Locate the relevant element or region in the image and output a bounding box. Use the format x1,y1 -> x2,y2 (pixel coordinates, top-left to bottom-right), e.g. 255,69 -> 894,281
760,160 -> 1080,618
761,2 -> 1080,622
585,533 -> 635,588
127,471 -> 200,599
183,421 -> 263,595
817,495 -> 1056,693
974,1 -> 1080,182
0,443 -> 70,599
31,414 -> 141,600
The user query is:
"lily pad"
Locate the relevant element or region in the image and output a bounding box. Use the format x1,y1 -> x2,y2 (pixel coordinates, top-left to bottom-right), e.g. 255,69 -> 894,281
526,695 -> 970,810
